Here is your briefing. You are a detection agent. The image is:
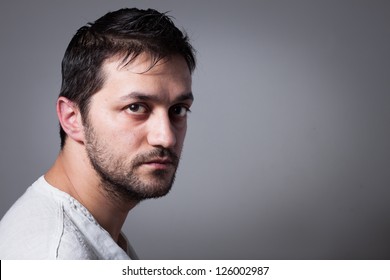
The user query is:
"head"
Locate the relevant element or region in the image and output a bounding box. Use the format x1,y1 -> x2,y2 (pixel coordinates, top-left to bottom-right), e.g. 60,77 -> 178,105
59,8 -> 196,148
57,8 -> 196,202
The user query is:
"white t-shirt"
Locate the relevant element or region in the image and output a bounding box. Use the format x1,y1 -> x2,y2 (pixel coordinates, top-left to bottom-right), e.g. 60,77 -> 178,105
0,176 -> 138,259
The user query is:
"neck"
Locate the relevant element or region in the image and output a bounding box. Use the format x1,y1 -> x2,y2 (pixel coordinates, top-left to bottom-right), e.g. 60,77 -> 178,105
45,142 -> 138,242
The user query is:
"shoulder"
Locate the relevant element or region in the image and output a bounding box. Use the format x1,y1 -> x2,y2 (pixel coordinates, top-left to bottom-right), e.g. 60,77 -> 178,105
55,212 -> 99,259
0,176 -> 132,260
0,176 -> 65,259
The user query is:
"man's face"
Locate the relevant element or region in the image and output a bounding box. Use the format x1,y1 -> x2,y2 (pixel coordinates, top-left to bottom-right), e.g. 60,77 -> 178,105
83,54 -> 193,201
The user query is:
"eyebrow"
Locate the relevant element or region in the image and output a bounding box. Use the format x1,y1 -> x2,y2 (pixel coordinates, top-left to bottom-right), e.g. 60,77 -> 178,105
119,91 -> 194,103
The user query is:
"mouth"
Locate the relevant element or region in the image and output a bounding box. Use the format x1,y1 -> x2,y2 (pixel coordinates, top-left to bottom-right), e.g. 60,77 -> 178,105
142,158 -> 175,169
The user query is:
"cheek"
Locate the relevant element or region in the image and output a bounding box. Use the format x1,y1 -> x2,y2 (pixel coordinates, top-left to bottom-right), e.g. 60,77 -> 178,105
119,126 -> 149,151
175,126 -> 188,149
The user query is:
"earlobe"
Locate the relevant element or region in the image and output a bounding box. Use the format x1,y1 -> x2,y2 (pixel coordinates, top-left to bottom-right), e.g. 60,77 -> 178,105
57,97 -> 85,144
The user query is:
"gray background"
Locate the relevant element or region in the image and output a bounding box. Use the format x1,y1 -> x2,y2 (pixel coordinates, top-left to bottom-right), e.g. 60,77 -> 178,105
1,0 -> 389,259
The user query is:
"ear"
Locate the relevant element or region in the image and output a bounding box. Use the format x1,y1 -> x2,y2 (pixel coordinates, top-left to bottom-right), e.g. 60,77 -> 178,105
57,97 -> 85,144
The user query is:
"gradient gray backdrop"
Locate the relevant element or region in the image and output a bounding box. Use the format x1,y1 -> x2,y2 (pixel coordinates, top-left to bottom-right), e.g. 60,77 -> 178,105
1,0 -> 389,259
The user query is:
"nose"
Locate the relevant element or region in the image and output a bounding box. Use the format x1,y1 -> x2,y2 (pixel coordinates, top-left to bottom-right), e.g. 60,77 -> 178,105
147,112 -> 177,148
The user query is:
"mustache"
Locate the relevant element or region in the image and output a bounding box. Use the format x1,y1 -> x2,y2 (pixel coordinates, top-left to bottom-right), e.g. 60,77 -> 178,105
132,148 -> 179,167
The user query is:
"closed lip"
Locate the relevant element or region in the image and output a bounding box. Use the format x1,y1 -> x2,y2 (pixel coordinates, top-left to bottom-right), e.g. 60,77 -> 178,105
144,158 -> 174,165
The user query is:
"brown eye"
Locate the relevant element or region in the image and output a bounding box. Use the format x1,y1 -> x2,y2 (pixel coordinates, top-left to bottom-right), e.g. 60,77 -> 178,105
170,105 -> 190,118
127,103 -> 148,114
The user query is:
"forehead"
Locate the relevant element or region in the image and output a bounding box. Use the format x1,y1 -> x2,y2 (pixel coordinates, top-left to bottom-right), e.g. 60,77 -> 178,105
99,54 -> 192,96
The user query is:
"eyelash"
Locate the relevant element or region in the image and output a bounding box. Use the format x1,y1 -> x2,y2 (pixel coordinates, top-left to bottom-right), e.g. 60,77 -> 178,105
171,105 -> 191,117
125,103 -> 191,118
126,103 -> 149,114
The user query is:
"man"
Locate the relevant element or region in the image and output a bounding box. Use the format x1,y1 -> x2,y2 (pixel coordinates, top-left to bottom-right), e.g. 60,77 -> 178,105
0,8 -> 196,259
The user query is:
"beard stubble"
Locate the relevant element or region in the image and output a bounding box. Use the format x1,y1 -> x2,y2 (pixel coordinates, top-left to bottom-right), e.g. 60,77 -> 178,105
83,120 -> 180,203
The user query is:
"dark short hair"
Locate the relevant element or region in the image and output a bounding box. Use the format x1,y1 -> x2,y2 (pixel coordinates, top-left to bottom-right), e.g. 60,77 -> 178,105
59,8 -> 196,148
